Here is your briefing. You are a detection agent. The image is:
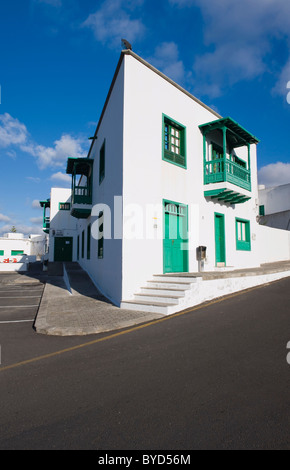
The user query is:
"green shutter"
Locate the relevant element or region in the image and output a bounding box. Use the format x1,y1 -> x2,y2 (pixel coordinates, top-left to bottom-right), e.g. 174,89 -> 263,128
87,224 -> 91,260
98,212 -> 104,259
82,230 -> 85,258
236,218 -> 251,251
99,140 -> 105,184
0,250 -> 4,256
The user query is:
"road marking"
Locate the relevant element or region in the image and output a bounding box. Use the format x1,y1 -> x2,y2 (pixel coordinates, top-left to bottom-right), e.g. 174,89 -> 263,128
0,305 -> 39,308
0,319 -> 34,324
0,283 -> 270,373
0,296 -> 41,299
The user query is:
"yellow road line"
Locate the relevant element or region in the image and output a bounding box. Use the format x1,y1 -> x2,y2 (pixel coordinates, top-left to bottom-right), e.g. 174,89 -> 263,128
0,283 -> 268,373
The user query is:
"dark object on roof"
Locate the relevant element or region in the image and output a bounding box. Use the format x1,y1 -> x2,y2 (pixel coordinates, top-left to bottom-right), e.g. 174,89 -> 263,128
122,39 -> 132,50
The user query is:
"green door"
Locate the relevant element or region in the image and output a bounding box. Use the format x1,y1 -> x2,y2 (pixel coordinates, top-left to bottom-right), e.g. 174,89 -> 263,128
214,214 -> 226,265
163,201 -> 188,274
54,237 -> 73,262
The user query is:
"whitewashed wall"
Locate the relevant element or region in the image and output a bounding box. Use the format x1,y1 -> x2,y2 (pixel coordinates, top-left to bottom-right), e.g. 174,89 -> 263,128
121,54 -> 261,300
49,188 -> 78,262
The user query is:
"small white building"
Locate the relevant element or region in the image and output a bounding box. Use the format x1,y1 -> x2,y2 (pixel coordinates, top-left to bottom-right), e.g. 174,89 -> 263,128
258,183 -> 290,230
0,232 -> 46,271
42,49 -> 290,309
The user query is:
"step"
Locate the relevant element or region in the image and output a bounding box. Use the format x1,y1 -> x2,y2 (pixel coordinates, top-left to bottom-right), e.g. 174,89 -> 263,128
140,287 -> 186,296
134,293 -> 181,305
153,275 -> 201,283
147,280 -> 193,290
120,300 -> 177,315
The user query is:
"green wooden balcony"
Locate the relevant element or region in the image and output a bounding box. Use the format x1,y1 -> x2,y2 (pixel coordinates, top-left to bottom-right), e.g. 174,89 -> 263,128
204,158 -> 251,191
66,158 -> 94,219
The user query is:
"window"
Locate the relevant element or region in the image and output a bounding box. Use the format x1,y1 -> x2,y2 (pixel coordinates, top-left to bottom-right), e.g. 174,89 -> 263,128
87,224 -> 91,260
81,230 -> 85,258
77,235 -> 80,261
98,211 -> 104,259
236,218 -> 251,251
259,205 -> 265,216
59,202 -> 71,211
163,115 -> 186,168
11,250 -> 24,256
99,140 -> 105,184
0,250 -> 4,256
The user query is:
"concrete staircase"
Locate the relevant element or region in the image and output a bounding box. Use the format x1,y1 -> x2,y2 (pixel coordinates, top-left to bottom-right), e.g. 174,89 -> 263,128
120,274 -> 202,315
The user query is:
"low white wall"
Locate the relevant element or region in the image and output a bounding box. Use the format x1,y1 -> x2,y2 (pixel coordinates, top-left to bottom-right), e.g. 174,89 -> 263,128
0,263 -> 28,272
258,225 -> 290,264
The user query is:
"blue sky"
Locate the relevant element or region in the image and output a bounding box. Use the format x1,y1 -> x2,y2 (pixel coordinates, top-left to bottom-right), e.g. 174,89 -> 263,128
1,0 -> 290,235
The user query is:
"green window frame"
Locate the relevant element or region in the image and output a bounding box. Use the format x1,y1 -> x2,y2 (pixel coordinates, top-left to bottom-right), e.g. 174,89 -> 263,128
162,114 -> 186,169
236,218 -> 251,251
99,140 -> 105,184
59,202 -> 71,211
0,250 -> 4,256
11,250 -> 24,256
81,230 -> 85,258
77,235 -> 80,261
87,224 -> 91,260
259,205 -> 265,216
98,211 -> 104,259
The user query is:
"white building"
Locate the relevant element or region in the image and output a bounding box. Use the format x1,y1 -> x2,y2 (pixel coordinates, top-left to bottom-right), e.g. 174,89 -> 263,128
258,183 -> 290,230
42,49 -> 290,310
0,232 -> 46,271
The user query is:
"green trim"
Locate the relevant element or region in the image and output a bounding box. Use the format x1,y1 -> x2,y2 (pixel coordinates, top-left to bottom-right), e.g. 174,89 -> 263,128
98,211 -> 104,259
162,114 -> 187,169
87,224 -> 91,260
0,250 -> 4,256
236,218 -> 251,251
11,250 -> 24,256
199,117 -> 259,147
204,188 -> 251,205
59,202 -> 71,211
81,230 -> 85,259
99,139 -> 105,184
214,213 -> 226,266
259,205 -> 265,216
70,208 -> 92,219
163,198 -> 189,274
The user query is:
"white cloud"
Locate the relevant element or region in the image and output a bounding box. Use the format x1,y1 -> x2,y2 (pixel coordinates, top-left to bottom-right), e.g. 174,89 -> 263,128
169,0 -> 290,97
30,216 -> 43,224
82,0 -> 146,48
0,113 -> 29,148
0,113 -> 88,170
0,224 -> 43,236
258,162 -> 290,188
147,42 -> 186,85
31,134 -> 87,170
26,176 -> 41,183
0,213 -> 11,223
32,199 -> 42,209
51,171 -> 71,184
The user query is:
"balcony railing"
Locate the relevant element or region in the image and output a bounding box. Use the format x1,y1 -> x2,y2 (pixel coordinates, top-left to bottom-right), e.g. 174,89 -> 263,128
204,159 -> 251,191
72,185 -> 92,205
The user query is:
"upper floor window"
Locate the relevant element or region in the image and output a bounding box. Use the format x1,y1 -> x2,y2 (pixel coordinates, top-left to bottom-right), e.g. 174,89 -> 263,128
162,114 -> 186,168
59,202 -> 71,211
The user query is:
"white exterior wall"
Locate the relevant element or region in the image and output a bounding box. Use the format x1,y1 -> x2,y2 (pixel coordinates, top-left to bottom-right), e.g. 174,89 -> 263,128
259,183 -> 290,215
49,188 -> 78,262
0,233 -> 46,266
76,61 -> 125,305
258,225 -> 290,263
121,55 -> 261,300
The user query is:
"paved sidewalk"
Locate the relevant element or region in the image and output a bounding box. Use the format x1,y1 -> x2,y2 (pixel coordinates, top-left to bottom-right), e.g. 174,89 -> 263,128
34,264 -> 164,336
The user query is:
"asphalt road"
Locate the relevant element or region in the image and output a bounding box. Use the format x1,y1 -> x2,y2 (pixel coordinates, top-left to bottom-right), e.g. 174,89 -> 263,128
0,277 -> 289,450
